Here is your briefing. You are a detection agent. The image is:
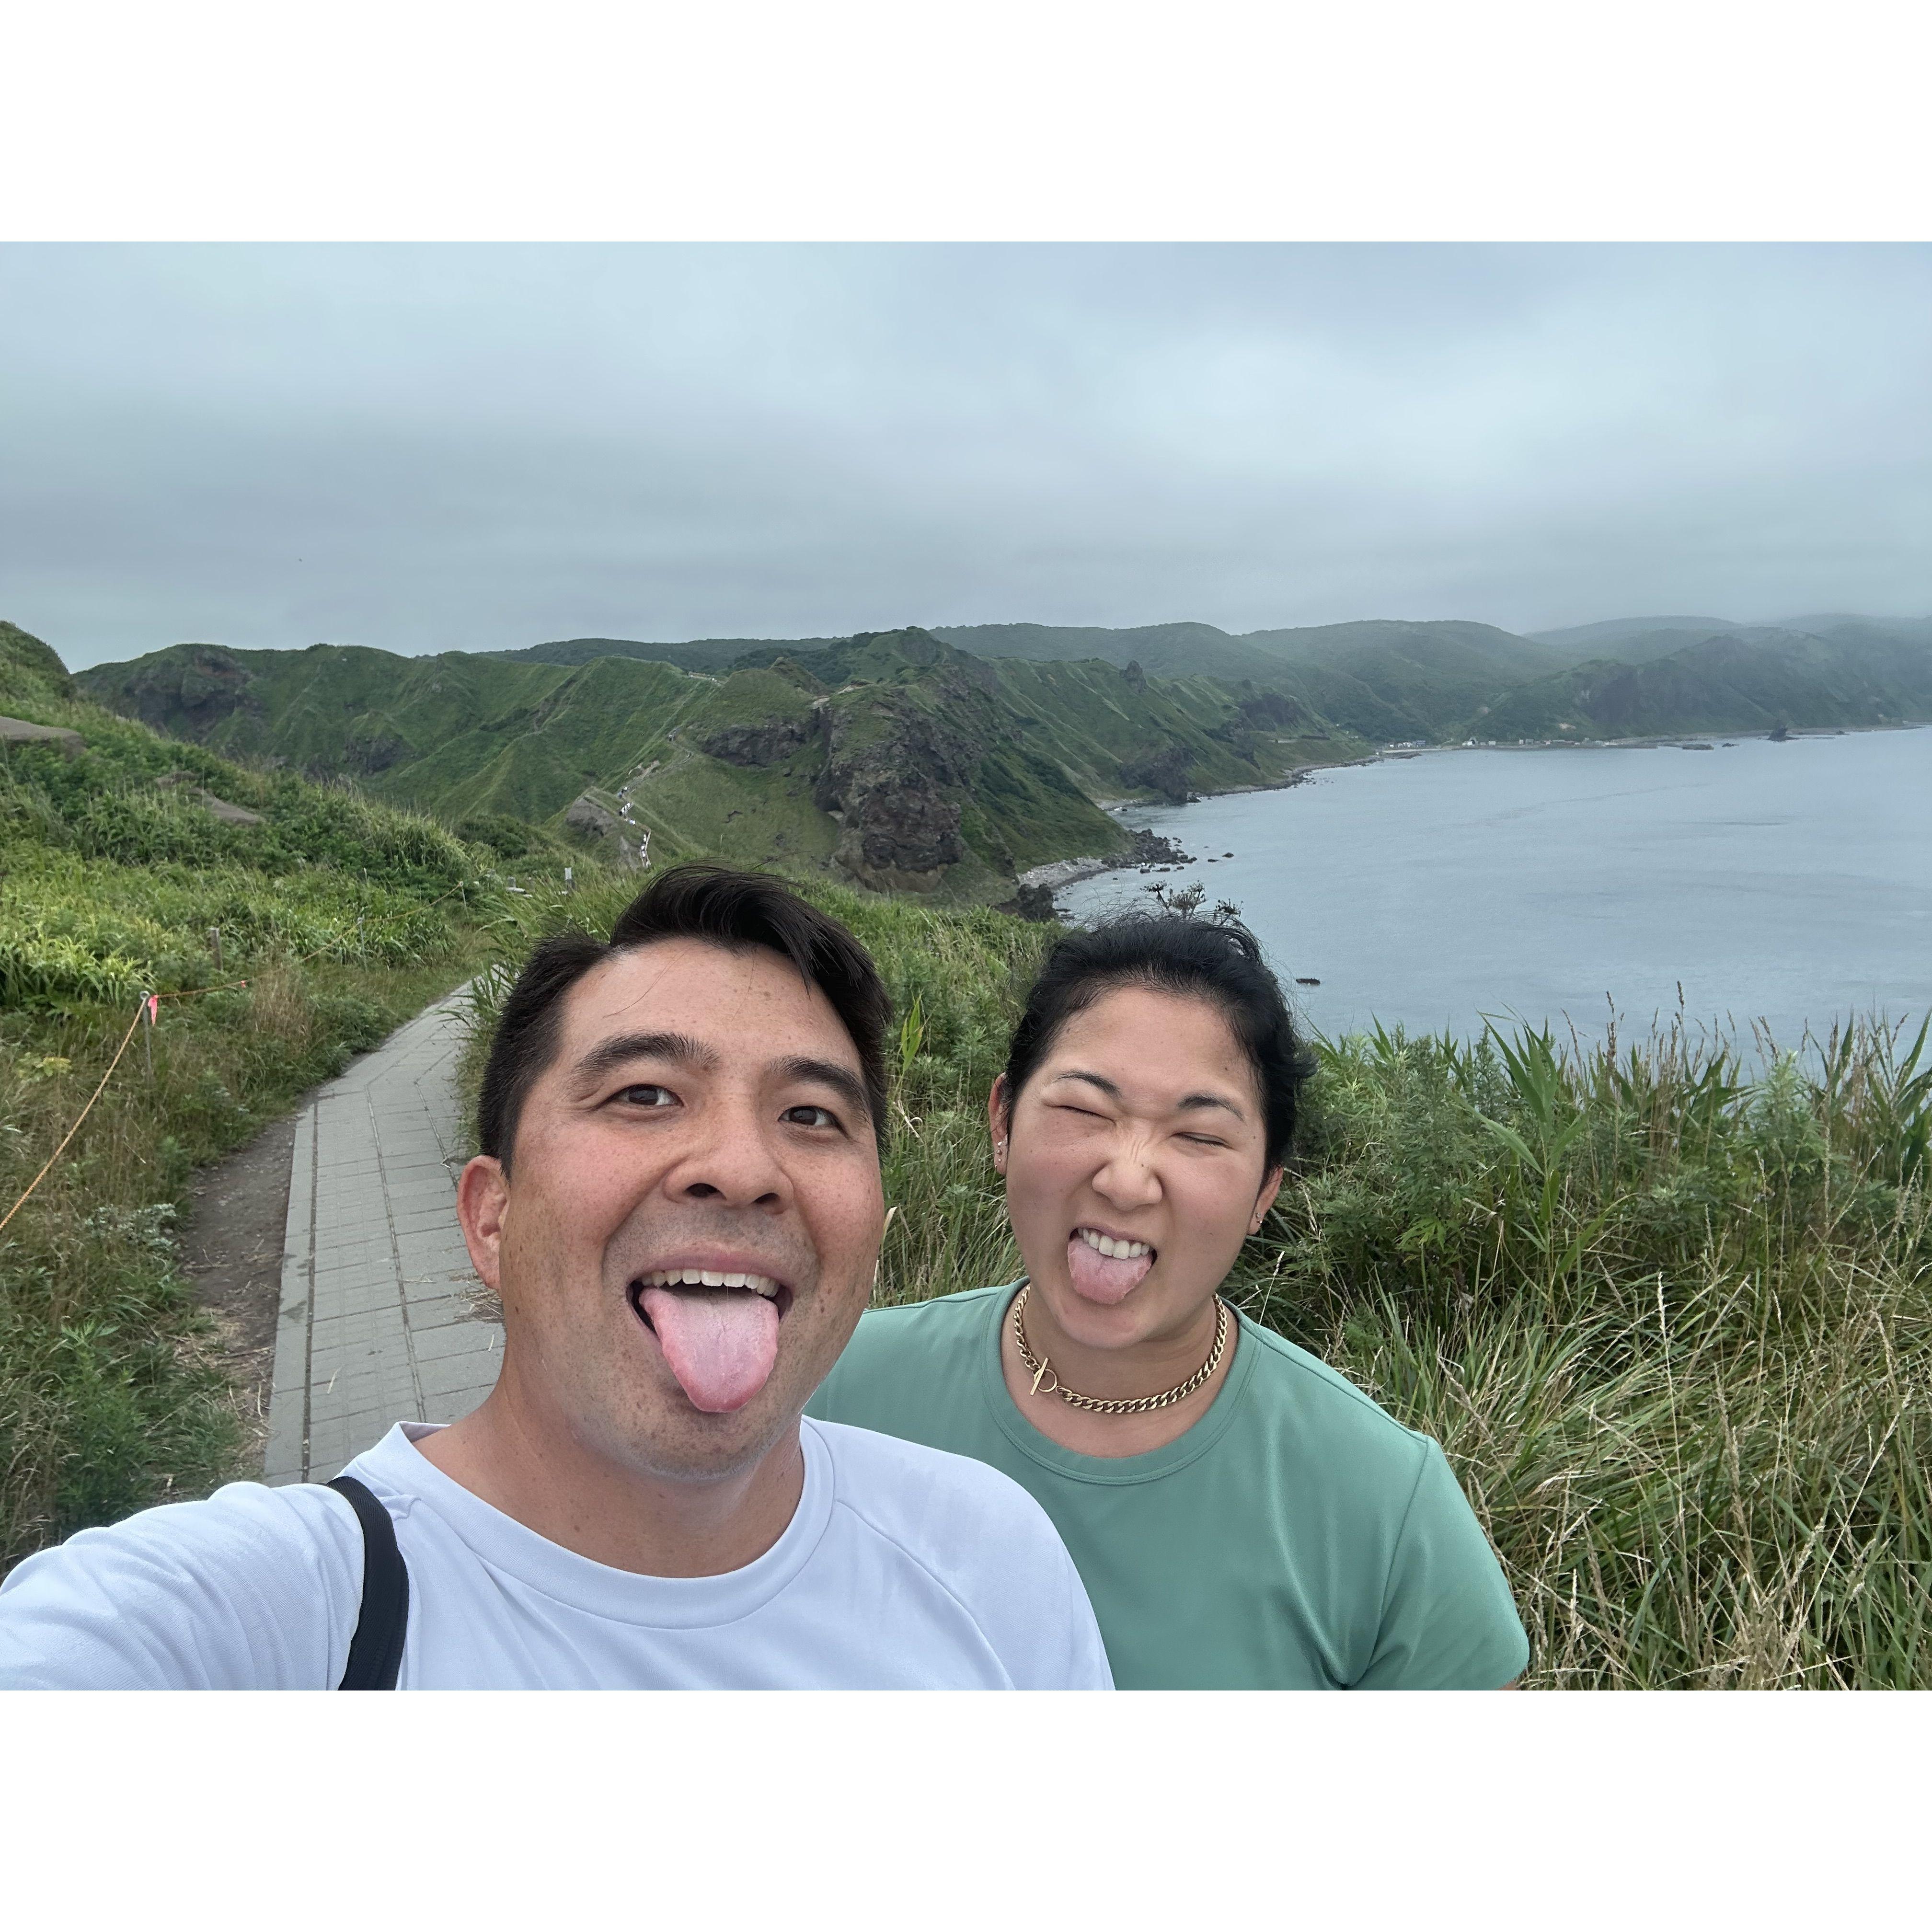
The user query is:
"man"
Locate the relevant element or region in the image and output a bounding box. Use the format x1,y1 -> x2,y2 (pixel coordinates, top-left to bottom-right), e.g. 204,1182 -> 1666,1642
0,866 -> 1111,1689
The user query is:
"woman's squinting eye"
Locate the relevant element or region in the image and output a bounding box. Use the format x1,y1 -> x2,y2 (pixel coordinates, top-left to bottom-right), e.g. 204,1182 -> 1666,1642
616,1083 -> 678,1108
783,1104 -> 841,1130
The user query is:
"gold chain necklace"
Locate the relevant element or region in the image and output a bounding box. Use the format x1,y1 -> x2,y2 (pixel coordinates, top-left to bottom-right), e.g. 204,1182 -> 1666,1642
1010,1282 -> 1230,1416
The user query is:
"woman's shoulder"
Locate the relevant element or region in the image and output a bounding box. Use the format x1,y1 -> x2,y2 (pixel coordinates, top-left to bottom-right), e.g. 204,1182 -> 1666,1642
1231,1316 -> 1434,1473
849,1283 -> 1010,1350
807,1285 -> 1009,1432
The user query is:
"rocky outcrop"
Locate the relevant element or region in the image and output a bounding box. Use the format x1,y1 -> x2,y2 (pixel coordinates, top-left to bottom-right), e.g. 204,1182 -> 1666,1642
0,716 -> 82,758
1236,689 -> 1304,729
155,771 -> 264,825
116,645 -> 262,738
815,687 -> 978,892
701,717 -> 810,767
1117,739 -> 1196,804
1129,828 -> 1191,866
994,881 -> 1059,922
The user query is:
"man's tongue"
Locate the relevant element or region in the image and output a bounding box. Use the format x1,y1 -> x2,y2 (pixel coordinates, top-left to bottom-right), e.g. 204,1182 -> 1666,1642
640,1287 -> 779,1413
1066,1233 -> 1154,1306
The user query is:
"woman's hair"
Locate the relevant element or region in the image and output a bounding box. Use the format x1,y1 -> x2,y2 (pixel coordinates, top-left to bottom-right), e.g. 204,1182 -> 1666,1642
1000,912 -> 1315,1171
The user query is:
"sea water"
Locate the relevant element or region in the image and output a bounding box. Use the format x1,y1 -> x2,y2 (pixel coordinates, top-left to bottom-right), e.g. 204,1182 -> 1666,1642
1058,729 -> 1932,1051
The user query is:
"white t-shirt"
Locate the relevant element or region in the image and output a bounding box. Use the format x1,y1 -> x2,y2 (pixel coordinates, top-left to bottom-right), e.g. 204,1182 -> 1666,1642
0,1419 -> 1113,1690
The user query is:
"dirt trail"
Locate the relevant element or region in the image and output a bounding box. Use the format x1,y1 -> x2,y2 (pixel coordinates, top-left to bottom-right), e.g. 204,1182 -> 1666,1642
178,1116 -> 295,1471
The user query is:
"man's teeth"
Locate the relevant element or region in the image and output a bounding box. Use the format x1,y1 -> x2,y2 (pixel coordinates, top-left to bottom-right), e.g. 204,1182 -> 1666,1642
639,1268 -> 781,1298
1078,1228 -> 1151,1261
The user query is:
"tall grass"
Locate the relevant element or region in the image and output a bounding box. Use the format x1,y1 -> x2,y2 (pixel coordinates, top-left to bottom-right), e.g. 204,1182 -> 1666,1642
0,953 -> 496,1566
0,735 -> 534,1568
454,876 -> 1929,1687
1237,1017 -> 1931,1688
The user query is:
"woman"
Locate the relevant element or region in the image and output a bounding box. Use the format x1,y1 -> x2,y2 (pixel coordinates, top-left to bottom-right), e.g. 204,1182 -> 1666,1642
809,912 -> 1527,1689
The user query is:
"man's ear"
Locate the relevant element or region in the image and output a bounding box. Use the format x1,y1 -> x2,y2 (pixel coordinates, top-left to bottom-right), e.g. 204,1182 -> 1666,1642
457,1155 -> 510,1292
987,1076 -> 1009,1175
1249,1166 -> 1285,1236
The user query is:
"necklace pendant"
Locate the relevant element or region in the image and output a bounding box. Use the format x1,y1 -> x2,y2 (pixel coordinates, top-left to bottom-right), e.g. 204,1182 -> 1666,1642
1030,1358 -> 1058,1398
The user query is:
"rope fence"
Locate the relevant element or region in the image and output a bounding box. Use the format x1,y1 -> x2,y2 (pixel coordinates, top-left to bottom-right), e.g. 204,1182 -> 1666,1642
0,1003 -> 146,1237
1,872 -> 516,1238
0,973 -> 264,1237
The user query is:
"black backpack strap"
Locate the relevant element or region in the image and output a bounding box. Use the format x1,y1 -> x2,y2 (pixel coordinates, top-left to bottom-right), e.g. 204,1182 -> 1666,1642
326,1475 -> 410,1690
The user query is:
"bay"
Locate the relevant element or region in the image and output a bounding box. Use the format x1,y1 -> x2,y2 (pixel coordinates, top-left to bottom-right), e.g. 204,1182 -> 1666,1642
1058,729 -> 1932,1051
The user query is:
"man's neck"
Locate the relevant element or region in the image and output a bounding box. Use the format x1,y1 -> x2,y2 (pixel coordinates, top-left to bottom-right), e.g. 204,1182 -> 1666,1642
415,1381 -> 806,1578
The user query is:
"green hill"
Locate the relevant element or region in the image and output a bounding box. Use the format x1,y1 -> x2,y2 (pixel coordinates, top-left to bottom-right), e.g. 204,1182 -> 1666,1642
491,610 -> 1932,746
1232,620 -> 1567,740
495,615 -> 1576,744
1479,626 -> 1932,740
495,633 -> 842,673
932,618 -> 1573,742
0,618 -> 538,1564
80,628 -> 1359,902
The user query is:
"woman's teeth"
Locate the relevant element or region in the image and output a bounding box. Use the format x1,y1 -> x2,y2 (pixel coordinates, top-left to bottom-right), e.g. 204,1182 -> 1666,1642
1077,1228 -> 1151,1261
639,1268 -> 782,1298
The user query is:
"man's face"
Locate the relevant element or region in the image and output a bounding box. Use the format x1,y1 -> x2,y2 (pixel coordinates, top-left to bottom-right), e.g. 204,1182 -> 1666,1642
458,938 -> 885,1483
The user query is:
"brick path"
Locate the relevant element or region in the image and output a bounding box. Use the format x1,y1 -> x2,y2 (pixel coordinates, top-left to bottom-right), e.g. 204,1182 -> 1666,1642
263,991 -> 501,1485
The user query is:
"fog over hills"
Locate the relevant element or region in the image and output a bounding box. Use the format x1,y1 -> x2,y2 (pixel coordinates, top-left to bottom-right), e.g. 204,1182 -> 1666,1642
489,609 -> 1932,743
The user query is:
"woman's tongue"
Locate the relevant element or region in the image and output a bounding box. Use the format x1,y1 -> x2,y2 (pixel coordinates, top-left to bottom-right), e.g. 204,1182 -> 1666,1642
640,1286 -> 779,1412
1066,1232 -> 1153,1305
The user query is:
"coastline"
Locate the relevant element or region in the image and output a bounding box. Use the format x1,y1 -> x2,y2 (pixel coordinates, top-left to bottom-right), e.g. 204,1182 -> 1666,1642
1039,718 -> 1931,915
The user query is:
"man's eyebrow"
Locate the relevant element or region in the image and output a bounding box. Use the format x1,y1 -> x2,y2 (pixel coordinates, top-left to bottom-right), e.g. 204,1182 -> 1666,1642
569,1032 -> 718,1090
777,1056 -> 872,1122
1048,1069 -> 1246,1120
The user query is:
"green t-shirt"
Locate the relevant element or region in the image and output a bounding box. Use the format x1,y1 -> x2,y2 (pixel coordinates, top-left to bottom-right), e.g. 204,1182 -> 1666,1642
808,1284 -> 1529,1690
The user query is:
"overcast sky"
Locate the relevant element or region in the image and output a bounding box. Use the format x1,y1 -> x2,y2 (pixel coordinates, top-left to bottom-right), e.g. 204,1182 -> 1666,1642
3,243 -> 1927,671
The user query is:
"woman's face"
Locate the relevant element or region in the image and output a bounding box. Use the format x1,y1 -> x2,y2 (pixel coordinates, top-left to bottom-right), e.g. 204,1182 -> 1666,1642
993,985 -> 1280,1351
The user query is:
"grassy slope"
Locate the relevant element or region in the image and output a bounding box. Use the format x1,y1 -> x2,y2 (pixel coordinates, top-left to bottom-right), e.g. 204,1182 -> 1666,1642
475,612 -> 1932,745
80,631 -> 1367,900
493,634 -> 845,671
1238,619 -> 1568,740
1484,627 -> 1932,741
0,621 -> 530,1566
455,869 -> 1932,1689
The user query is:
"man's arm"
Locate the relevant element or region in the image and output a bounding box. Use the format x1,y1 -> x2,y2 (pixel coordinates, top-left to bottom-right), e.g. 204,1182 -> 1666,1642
0,1483 -> 363,1690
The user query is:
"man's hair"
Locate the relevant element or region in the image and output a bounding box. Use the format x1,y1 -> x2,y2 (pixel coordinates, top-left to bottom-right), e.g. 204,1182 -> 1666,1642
477,864 -> 891,1171
1000,912 -> 1315,1172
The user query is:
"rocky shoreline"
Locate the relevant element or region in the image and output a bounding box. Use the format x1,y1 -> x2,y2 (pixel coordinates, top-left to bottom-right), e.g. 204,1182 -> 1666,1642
1012,828 -> 1203,920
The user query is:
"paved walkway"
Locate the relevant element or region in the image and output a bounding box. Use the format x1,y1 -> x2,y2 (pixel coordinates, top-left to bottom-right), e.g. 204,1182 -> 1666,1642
264,991 -> 502,1485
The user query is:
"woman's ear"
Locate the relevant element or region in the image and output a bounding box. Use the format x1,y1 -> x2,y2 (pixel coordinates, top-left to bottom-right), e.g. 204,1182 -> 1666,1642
987,1075 -> 1009,1174
1249,1166 -> 1285,1236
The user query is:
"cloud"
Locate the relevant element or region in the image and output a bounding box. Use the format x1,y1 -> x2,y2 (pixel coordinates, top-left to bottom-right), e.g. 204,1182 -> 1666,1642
2,243 -> 1927,668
